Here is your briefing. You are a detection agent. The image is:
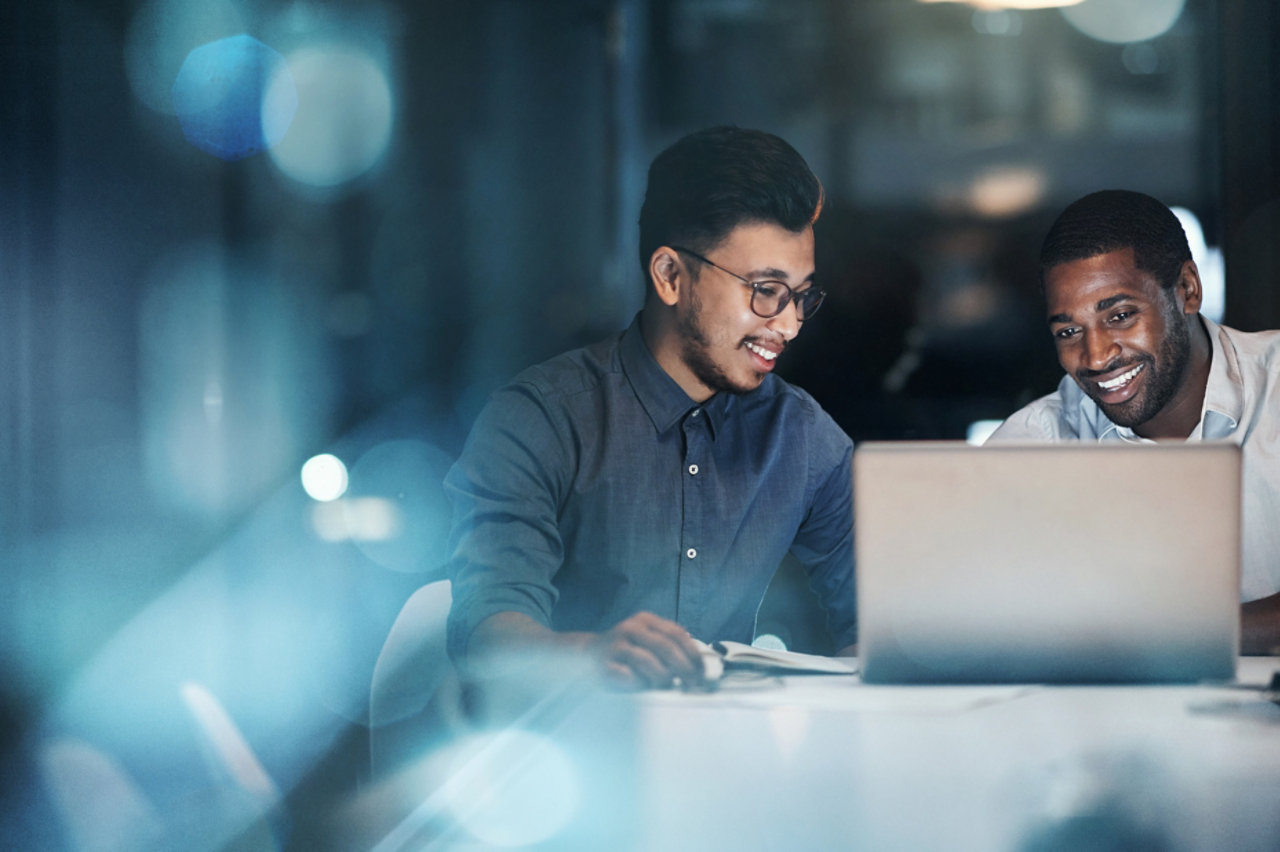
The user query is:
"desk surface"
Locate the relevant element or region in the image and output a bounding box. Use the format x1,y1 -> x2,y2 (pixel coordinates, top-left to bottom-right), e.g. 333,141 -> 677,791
630,657 -> 1280,852
367,659 -> 1280,852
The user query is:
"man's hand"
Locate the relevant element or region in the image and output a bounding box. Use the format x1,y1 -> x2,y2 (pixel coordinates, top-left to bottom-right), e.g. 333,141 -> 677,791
1241,593 -> 1280,655
466,610 -> 707,690
592,611 -> 707,690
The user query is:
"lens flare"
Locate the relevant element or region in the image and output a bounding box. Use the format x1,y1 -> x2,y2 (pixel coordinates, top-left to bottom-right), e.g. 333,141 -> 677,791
267,45 -> 394,188
443,730 -> 581,847
171,34 -> 297,161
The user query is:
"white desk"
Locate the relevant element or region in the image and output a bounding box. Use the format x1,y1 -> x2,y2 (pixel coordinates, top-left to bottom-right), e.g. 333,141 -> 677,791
631,658 -> 1280,851
364,658 -> 1280,851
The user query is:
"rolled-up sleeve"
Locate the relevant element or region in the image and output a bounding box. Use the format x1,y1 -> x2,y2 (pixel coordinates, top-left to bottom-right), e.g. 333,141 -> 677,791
444,379 -> 571,661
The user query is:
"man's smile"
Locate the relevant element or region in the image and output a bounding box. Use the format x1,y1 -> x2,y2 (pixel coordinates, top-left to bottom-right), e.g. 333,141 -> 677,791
1097,362 -> 1144,391
1081,359 -> 1148,405
744,340 -> 779,362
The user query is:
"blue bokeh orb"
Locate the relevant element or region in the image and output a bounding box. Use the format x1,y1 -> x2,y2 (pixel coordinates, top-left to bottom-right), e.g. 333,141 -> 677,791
171,33 -> 297,161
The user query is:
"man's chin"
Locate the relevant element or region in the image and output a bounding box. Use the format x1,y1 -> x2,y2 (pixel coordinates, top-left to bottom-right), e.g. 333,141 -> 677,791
691,368 -> 761,397
1094,396 -> 1150,430
737,371 -> 769,393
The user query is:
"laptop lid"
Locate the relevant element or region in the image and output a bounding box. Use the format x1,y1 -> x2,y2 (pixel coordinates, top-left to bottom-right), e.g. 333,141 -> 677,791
854,441 -> 1241,684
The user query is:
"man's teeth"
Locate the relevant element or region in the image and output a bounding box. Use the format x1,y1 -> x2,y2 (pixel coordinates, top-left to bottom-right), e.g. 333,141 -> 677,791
1098,363 -> 1143,390
745,342 -> 778,361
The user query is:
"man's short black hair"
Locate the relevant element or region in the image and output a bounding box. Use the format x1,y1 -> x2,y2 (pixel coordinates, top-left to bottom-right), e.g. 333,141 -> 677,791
638,126 -> 823,273
1040,189 -> 1191,290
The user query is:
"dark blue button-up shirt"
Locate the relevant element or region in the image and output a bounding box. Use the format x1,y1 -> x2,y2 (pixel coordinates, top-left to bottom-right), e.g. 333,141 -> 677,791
444,315 -> 856,659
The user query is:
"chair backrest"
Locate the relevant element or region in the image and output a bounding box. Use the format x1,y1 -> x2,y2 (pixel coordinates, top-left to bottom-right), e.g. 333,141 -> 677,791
368,579 -> 455,779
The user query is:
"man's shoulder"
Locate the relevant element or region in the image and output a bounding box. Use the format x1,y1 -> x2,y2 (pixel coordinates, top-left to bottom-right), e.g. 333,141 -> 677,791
1217,322 -> 1280,373
988,376 -> 1095,441
1218,321 -> 1280,347
508,332 -> 624,400
749,374 -> 851,445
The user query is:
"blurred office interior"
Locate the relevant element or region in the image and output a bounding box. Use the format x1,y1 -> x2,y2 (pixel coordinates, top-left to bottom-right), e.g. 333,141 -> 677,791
3,0 -> 1279,847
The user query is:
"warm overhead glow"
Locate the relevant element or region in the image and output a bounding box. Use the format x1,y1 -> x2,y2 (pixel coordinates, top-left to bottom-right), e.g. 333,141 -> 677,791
967,166 -> 1047,219
918,0 -> 1085,10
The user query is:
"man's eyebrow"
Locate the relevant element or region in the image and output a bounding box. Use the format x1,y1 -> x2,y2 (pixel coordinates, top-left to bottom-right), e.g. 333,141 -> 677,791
756,269 -> 818,289
747,266 -> 799,281
1047,292 -> 1141,325
1094,293 -> 1137,311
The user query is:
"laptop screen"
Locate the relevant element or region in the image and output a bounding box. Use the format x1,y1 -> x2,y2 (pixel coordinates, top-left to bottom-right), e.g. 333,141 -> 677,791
854,441 -> 1241,684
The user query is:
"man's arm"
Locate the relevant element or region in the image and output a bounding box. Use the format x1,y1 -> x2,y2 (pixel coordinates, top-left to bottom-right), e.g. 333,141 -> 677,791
465,610 -> 708,690
1241,592 -> 1280,655
792,433 -> 857,653
444,381 -> 576,662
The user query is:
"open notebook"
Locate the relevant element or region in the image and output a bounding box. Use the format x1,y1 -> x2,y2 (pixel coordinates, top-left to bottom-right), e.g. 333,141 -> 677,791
854,441 -> 1241,684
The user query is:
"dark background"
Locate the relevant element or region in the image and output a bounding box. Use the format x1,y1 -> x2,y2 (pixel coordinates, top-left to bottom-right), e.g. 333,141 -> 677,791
4,0 -> 1279,847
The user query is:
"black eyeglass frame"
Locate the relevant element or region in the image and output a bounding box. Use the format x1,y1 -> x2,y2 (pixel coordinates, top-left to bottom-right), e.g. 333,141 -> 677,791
669,245 -> 826,321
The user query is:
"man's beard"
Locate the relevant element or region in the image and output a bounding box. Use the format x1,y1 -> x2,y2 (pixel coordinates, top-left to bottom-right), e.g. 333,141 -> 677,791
1087,300 -> 1192,429
675,287 -> 760,397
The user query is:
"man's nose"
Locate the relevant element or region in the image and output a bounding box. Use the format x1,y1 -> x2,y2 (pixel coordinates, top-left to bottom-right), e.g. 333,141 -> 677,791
1082,329 -> 1120,371
769,298 -> 802,341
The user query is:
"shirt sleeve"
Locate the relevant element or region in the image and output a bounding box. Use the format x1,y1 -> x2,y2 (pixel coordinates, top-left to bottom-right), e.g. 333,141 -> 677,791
443,378 -> 572,661
789,418 -> 857,650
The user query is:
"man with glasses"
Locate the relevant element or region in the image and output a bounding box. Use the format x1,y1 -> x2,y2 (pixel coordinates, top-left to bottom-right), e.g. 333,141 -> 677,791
444,126 -> 856,690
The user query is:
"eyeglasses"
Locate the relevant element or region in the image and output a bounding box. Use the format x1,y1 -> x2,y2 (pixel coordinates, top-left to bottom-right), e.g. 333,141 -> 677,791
670,246 -> 826,321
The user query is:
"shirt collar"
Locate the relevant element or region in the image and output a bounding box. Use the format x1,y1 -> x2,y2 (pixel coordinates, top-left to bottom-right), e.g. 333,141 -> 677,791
1197,314 -> 1241,439
619,314 -> 731,437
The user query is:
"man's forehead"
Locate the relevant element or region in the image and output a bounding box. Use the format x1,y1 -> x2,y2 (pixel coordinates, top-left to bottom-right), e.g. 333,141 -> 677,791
1044,248 -> 1157,309
718,222 -> 814,274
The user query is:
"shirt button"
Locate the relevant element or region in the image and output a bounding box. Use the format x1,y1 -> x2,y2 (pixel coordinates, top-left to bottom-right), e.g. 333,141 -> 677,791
691,409 -> 701,418
688,464 -> 699,475
686,548 -> 697,559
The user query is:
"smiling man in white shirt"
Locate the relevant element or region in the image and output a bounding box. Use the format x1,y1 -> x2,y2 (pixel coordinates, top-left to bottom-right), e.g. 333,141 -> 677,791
989,189 -> 1280,654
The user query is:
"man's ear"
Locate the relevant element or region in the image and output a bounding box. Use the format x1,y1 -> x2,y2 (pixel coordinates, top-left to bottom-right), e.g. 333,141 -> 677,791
648,246 -> 683,307
1175,259 -> 1203,316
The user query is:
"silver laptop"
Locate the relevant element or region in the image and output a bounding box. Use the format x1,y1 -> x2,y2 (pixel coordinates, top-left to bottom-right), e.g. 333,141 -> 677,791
854,441 -> 1241,684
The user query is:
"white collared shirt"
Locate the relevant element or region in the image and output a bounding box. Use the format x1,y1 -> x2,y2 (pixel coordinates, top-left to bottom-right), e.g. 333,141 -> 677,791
990,315 -> 1280,601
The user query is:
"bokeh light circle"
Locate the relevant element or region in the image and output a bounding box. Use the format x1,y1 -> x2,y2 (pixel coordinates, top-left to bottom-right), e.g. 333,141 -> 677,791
266,45 -> 394,187
1059,0 -> 1185,44
300,454 -> 349,502
345,440 -> 454,572
124,0 -> 244,115
171,34 -> 297,161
